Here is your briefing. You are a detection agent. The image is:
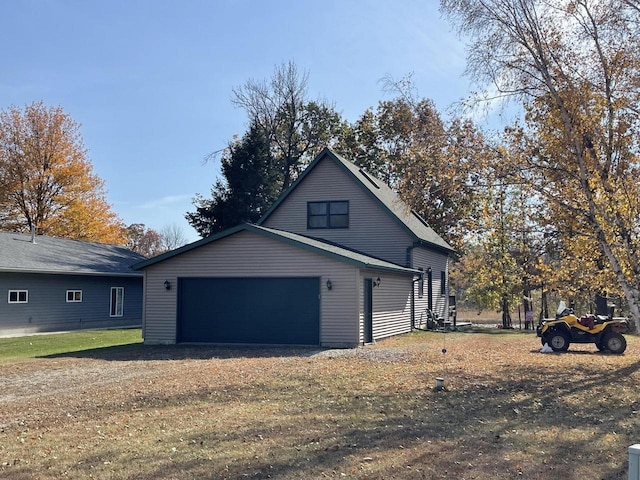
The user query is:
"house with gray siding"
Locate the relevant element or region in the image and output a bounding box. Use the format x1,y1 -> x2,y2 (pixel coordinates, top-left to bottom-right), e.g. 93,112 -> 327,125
0,232 -> 145,336
134,148 -> 455,347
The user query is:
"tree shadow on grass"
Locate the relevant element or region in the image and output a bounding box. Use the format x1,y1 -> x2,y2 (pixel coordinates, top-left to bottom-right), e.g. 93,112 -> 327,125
463,326 -> 537,335
39,343 -> 330,361
14,339 -> 640,480
51,357 -> 640,480
529,348 -> 625,355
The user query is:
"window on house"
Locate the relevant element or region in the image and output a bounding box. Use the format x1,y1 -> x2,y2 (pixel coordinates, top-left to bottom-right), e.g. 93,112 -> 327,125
440,271 -> 446,295
66,290 -> 82,302
307,201 -> 349,229
8,290 -> 28,303
418,268 -> 424,298
110,287 -> 124,317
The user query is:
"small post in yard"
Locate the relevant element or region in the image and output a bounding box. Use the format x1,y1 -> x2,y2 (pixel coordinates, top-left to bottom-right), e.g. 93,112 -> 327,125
629,444 -> 640,480
435,335 -> 447,391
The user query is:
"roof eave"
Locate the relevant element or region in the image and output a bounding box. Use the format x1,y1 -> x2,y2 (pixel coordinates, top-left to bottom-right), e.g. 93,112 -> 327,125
258,148 -> 456,256
0,268 -> 143,277
257,147 -> 333,225
315,150 -> 455,253
415,240 -> 456,256
249,225 -> 419,275
132,224 -> 247,270
133,222 -> 420,276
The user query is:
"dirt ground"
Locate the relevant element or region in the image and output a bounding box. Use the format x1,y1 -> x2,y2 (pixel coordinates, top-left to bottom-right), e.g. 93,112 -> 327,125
1,333 -> 639,479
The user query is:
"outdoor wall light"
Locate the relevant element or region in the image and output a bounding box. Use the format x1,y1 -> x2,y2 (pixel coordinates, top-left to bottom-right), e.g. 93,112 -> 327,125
326,279 -> 332,290
373,277 -> 381,287
164,280 -> 171,290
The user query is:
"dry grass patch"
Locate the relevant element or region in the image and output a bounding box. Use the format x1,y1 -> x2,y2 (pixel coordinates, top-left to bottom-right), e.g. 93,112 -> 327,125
1,331 -> 638,479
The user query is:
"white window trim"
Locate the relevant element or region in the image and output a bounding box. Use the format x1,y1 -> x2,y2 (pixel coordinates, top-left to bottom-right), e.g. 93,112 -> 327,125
8,290 -> 28,304
110,287 -> 124,317
66,290 -> 83,303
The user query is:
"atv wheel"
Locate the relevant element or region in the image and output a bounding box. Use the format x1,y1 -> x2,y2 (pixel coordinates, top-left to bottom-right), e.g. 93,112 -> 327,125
547,331 -> 570,352
603,333 -> 627,354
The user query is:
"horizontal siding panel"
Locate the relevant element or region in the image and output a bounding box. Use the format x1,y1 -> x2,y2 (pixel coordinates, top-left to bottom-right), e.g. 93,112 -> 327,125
143,291 -> 177,344
411,247 -> 450,321
369,271 -> 413,341
142,231 -> 360,346
0,273 -> 142,336
357,270 -> 413,344
263,158 -> 413,266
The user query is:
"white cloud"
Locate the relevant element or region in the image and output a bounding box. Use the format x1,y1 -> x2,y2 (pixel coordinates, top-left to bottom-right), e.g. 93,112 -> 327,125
137,194 -> 194,210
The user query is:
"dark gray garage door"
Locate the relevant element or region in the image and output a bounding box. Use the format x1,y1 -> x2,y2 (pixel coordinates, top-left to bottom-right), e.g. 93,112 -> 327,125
177,277 -> 320,345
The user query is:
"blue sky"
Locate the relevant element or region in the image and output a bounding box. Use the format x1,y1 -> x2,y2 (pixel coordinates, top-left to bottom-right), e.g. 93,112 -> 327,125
2,1 -> 504,243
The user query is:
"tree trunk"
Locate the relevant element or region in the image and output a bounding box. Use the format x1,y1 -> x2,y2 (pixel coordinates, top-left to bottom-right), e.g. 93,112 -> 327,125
502,295 -> 512,329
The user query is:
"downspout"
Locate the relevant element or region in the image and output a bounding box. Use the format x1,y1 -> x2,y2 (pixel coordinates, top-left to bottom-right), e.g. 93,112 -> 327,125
411,273 -> 423,329
405,242 -> 420,268
427,267 -> 433,312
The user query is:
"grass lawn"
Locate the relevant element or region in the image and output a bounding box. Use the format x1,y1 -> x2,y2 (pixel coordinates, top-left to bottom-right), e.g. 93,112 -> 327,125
0,328 -> 142,364
0,329 -> 638,479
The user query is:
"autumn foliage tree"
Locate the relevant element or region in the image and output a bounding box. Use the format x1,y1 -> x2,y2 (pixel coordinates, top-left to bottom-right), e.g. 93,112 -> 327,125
125,223 -> 188,257
0,102 -> 125,244
451,159 -> 544,326
125,223 -> 163,257
442,0 -> 640,321
335,93 -> 490,251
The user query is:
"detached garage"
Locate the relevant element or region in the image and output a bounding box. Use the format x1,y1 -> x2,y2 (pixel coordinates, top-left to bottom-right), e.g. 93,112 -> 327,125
132,224 -> 419,348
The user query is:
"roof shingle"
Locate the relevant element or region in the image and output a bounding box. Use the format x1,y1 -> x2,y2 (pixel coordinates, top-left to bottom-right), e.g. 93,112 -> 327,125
0,232 -> 145,276
132,224 -> 420,274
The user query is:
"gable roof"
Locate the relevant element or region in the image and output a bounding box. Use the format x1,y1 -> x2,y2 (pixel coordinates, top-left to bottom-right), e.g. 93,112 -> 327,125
258,147 -> 455,254
132,223 -> 420,275
0,232 -> 145,276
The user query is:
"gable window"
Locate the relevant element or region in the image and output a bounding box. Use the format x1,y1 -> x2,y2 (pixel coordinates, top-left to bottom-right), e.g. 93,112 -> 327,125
110,287 -> 124,317
307,201 -> 349,229
8,290 -> 28,303
66,290 -> 83,303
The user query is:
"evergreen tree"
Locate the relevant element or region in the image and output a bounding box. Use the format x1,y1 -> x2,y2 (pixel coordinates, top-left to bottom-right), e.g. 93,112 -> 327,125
187,123 -> 278,237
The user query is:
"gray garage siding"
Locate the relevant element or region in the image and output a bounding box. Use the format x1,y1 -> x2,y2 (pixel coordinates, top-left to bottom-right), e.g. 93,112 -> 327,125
358,270 -> 413,343
141,230 -> 360,346
262,158 -> 414,266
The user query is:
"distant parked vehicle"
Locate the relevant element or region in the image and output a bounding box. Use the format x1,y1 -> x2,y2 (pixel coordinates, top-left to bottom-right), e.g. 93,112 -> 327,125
537,301 -> 629,354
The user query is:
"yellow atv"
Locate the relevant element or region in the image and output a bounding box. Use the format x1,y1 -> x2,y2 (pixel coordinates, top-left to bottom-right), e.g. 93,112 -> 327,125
537,301 -> 629,354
